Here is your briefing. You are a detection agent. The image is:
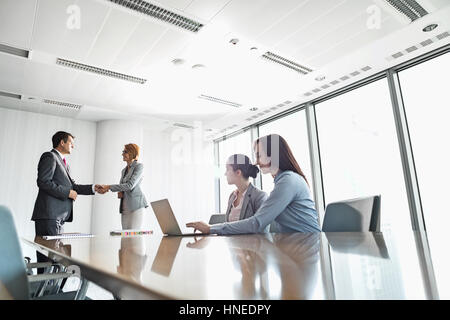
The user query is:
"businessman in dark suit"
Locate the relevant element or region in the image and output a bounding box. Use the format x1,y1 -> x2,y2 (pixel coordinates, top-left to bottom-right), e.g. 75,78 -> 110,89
31,131 -> 99,272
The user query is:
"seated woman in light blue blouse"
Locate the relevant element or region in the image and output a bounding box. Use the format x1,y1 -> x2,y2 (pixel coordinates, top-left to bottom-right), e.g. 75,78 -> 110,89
186,134 -> 321,234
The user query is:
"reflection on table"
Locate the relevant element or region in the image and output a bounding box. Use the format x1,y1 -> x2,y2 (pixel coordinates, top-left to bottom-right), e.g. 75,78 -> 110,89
326,232 -> 407,299
22,232 -> 431,300
185,233 -> 321,299
117,237 -> 147,283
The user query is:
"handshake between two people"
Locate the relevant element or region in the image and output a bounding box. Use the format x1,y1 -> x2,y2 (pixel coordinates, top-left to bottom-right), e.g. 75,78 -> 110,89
94,184 -> 110,194
95,185 -> 124,199
68,185 -> 124,201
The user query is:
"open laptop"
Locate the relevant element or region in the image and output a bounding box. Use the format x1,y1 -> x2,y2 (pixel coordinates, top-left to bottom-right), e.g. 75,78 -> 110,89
151,199 -> 210,236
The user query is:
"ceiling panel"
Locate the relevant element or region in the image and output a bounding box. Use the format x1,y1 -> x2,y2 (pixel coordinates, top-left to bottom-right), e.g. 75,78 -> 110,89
155,0 -> 194,11
137,29 -> 193,71
256,0 -> 347,51
112,19 -> 167,72
0,53 -> 27,93
85,7 -> 140,67
67,72 -> 103,103
184,0 -> 231,21
208,0 -> 272,39
0,0 -> 37,49
231,0 -> 310,41
306,15 -> 401,67
22,61 -> 78,99
32,0 -> 110,61
278,0 -> 375,58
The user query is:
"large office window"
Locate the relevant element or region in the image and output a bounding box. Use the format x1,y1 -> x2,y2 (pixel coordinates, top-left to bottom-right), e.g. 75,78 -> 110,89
398,51 -> 450,298
217,130 -> 254,212
258,110 -> 312,194
315,79 -> 426,298
315,79 -> 410,232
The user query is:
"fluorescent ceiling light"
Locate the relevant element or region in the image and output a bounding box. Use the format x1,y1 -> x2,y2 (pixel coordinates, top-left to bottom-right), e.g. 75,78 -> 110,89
0,43 -> 29,58
43,99 -> 82,110
107,0 -> 204,33
198,94 -> 242,108
262,52 -> 313,75
0,90 -> 21,100
173,123 -> 196,129
376,0 -> 429,23
56,58 -> 147,84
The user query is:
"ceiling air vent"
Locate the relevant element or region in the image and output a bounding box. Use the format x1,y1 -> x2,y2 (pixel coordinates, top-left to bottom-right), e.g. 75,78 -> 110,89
383,0 -> 429,22
198,94 -> 242,108
262,52 -> 313,75
0,90 -> 21,100
56,58 -> 147,84
302,66 -> 372,97
43,99 -> 82,110
387,30 -> 449,61
107,0 -> 204,33
0,43 -> 29,58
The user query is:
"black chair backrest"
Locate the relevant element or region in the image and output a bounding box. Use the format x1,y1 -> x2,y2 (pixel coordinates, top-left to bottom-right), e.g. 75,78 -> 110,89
322,195 -> 381,232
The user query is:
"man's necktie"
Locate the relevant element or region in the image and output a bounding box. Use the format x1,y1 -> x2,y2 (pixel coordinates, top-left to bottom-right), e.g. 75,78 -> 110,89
63,158 -> 67,167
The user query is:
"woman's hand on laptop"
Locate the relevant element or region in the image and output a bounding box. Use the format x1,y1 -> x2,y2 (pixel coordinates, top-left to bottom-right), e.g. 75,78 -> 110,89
186,221 -> 210,234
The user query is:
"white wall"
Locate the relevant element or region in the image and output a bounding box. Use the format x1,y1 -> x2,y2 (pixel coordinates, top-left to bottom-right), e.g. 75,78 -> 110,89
142,128 -> 216,234
0,107 -> 96,259
91,126 -> 216,235
90,120 -> 144,235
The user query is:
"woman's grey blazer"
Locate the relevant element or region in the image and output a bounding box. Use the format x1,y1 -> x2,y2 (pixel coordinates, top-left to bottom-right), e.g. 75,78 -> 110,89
225,183 -> 268,222
110,161 -> 148,213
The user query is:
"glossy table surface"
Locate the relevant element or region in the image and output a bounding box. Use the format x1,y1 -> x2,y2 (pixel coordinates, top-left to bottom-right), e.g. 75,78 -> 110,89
22,231 -> 432,299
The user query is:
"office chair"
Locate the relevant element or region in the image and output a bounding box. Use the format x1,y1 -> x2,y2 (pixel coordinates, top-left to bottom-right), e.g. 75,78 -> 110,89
25,257 -> 68,298
0,205 -> 89,300
321,195 -> 381,232
208,214 -> 226,225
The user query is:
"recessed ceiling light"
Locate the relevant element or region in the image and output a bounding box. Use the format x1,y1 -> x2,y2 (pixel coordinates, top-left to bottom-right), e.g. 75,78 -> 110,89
423,24 -> 438,32
250,47 -> 258,51
172,58 -> 185,65
229,38 -> 239,45
192,64 -> 206,69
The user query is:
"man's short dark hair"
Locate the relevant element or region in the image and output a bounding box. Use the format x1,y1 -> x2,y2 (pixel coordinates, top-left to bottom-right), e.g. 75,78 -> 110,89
52,131 -> 74,148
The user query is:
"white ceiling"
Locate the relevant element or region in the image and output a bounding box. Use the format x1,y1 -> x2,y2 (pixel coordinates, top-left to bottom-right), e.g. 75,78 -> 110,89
0,0 -> 449,137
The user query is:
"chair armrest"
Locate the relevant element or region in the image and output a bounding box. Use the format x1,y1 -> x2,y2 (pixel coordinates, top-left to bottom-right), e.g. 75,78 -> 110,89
28,272 -> 74,283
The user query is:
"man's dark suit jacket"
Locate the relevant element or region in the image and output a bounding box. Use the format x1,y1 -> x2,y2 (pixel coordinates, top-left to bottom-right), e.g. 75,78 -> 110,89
31,149 -> 93,223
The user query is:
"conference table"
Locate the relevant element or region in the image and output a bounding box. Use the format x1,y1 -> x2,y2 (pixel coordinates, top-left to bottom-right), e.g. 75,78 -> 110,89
21,230 -> 435,300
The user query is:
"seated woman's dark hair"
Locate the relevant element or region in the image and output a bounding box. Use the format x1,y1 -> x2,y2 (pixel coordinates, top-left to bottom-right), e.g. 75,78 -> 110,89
227,154 -> 259,179
255,134 -> 309,186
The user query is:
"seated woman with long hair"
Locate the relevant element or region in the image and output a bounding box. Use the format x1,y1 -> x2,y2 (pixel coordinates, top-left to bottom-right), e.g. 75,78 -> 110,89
187,134 -> 321,234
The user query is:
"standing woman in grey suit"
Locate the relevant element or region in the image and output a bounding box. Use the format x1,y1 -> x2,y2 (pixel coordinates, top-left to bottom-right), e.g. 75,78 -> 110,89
101,143 -> 149,229
224,154 -> 267,223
